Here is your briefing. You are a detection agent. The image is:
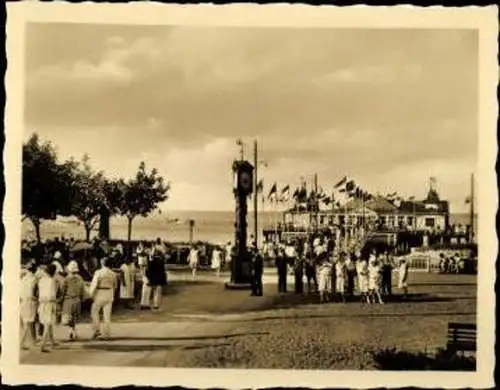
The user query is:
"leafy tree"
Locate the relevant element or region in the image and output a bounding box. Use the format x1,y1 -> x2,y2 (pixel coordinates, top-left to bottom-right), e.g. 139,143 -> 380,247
22,133 -> 70,242
68,155 -> 108,242
118,162 -> 169,244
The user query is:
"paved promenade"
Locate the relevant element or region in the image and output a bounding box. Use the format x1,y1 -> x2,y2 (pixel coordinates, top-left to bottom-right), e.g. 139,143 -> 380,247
20,316 -> 251,366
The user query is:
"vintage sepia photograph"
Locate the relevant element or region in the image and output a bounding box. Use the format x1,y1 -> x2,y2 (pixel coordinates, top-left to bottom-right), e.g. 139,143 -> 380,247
2,3 -> 497,389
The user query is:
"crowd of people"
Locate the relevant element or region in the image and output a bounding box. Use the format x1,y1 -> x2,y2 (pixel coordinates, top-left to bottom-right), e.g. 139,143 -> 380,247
19,232 -> 412,353
258,234 -> 409,304
19,237 -> 180,353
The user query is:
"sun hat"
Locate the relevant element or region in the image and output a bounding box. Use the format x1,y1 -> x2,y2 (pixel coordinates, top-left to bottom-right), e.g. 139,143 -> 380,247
52,260 -> 64,274
66,260 -> 79,273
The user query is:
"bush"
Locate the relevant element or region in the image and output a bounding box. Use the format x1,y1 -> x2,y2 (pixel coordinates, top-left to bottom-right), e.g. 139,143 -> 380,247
373,347 -> 476,371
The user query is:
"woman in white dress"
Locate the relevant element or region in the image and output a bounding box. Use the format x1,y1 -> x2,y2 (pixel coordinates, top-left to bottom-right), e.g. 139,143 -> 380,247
37,264 -> 59,352
368,257 -> 384,304
335,255 -> 347,303
398,257 -> 409,298
188,245 -> 199,279
211,246 -> 222,277
119,256 -> 136,308
317,257 -> 332,304
356,257 -> 369,304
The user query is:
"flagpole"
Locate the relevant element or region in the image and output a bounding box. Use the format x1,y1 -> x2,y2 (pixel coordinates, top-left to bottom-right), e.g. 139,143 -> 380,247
253,140 -> 258,246
470,172 -> 475,243
314,173 -> 319,229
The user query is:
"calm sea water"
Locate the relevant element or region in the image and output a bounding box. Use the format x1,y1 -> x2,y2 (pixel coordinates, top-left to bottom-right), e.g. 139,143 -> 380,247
22,211 -> 477,244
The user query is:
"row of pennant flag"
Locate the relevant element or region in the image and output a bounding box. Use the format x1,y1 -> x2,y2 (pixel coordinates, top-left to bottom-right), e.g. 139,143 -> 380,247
254,176 -> 410,208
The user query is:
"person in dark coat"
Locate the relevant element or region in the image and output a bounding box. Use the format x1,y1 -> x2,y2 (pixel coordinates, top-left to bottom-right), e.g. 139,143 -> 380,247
250,244 -> 263,296
381,250 -> 393,297
275,243 -> 287,293
304,238 -> 317,294
293,239 -> 304,294
146,239 -> 167,310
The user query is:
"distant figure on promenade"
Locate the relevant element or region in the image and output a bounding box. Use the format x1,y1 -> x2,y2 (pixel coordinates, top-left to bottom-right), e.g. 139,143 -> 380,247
397,257 -> 409,298
335,253 -> 347,303
293,239 -> 304,294
147,239 -> 167,310
136,241 -> 149,268
119,255 -> 136,309
139,247 -> 152,310
303,239 -> 317,294
37,264 -> 59,352
60,260 -> 86,341
224,241 -> 232,270
344,252 -> 357,300
188,244 -> 200,279
381,251 -> 393,297
356,254 -> 369,304
89,257 -> 118,340
317,255 -> 332,304
250,243 -> 263,297
368,255 -> 384,304
211,246 -> 222,277
276,241 -> 290,293
20,260 -> 38,350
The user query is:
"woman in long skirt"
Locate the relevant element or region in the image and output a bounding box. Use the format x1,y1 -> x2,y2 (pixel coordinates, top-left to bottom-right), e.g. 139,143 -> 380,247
398,257 -> 409,298
210,246 -> 222,277
335,256 -> 347,303
37,264 -> 59,352
356,257 -> 369,304
119,256 -> 136,308
317,258 -> 332,304
188,245 -> 199,279
61,261 -> 86,341
368,258 -> 384,304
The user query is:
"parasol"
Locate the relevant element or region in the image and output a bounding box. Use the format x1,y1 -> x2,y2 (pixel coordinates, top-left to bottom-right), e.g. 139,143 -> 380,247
70,242 -> 93,252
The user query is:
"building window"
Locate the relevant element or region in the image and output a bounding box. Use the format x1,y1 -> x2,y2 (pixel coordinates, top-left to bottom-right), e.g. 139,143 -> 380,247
425,217 -> 435,227
379,216 -> 386,225
339,215 -> 345,225
328,215 -> 334,225
388,216 -> 395,226
319,215 -> 325,225
407,216 -> 413,226
398,216 -> 405,226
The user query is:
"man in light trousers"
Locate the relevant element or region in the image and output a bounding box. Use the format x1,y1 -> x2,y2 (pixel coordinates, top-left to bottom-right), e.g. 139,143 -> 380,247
89,257 -> 118,340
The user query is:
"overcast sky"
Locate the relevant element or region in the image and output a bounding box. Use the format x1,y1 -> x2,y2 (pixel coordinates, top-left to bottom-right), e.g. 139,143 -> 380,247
24,23 -> 478,213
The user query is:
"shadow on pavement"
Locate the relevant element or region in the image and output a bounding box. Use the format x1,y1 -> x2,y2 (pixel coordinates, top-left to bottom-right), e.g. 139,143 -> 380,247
80,342 -> 232,353
105,331 -> 270,342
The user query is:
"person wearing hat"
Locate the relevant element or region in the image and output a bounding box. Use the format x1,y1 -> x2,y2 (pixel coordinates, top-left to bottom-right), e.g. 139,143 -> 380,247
51,258 -> 66,324
61,260 -> 86,341
89,257 -> 118,340
20,260 -> 39,350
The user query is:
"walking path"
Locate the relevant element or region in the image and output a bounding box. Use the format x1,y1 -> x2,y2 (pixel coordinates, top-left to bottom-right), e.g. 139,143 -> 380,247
20,317 -> 249,366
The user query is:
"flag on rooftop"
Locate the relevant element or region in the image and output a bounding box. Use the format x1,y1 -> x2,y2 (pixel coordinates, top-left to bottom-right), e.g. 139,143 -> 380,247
280,185 -> 290,202
256,179 -> 264,194
334,176 -> 348,189
267,182 -> 277,201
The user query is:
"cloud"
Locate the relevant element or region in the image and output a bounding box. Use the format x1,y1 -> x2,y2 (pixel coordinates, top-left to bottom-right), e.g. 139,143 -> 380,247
24,26 -> 478,212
